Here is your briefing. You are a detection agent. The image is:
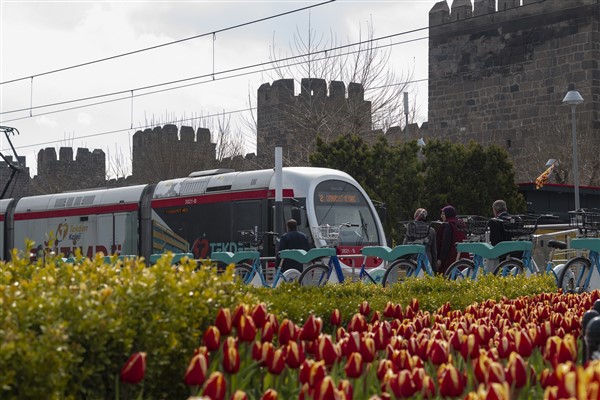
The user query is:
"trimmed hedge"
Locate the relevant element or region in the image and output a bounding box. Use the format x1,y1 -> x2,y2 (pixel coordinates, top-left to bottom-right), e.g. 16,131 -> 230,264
0,252 -> 556,399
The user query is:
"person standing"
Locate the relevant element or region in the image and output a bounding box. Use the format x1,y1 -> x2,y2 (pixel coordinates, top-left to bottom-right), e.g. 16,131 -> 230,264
489,199 -> 512,245
404,208 -> 437,269
276,219 -> 310,272
435,205 -> 466,275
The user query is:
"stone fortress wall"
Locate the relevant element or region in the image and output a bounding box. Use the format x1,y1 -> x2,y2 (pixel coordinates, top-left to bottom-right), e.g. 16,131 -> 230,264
5,0 -> 598,196
427,0 -> 599,181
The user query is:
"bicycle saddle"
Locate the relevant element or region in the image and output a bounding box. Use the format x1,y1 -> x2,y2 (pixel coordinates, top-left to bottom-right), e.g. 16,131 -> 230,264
570,238 -> 600,253
211,251 -> 260,264
547,240 -> 567,250
456,241 -> 533,259
279,248 -> 336,263
361,244 -> 425,262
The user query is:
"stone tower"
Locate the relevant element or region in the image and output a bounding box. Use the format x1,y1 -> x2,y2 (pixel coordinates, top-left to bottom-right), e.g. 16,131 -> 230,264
256,78 -> 372,166
428,0 -> 599,182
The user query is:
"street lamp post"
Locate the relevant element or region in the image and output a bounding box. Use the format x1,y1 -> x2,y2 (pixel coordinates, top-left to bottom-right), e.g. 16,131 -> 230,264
562,90 -> 584,211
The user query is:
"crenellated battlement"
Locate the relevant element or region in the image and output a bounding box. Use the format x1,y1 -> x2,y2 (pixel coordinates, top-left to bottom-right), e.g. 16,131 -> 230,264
430,0 -> 597,28
257,78 -> 371,165
427,0 -> 599,183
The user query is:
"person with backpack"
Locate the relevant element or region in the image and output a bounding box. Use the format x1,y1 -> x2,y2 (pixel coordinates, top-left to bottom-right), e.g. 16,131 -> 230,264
435,205 -> 467,275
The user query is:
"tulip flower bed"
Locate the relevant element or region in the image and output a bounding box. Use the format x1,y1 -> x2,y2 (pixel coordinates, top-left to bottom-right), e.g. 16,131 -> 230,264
0,251 -> 588,399
184,293 -> 600,400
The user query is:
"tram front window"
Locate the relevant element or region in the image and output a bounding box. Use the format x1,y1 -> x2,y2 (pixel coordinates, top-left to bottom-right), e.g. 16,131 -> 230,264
313,180 -> 380,246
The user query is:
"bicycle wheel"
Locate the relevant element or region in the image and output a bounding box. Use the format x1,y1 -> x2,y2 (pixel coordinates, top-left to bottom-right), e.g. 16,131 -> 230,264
298,263 -> 330,287
445,259 -> 474,281
382,259 -> 417,288
233,263 -> 253,284
493,258 -> 525,277
282,268 -> 301,283
557,256 -> 592,293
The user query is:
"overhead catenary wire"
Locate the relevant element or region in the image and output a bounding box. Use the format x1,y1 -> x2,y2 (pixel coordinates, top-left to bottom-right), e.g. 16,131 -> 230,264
0,0 -> 336,86
0,33 -> 428,119
0,34 -> 428,123
2,0 -> 585,120
3,0 -> 580,151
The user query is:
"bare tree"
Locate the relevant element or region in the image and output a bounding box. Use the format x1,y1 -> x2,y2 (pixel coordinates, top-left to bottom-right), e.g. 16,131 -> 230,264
250,19 -> 415,167
522,115 -> 600,187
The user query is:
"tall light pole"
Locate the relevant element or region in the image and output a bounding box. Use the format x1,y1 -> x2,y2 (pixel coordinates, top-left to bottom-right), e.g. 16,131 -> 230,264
562,89 -> 584,211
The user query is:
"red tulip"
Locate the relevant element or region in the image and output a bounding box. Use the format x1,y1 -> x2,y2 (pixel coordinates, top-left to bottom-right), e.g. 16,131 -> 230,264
316,335 -> 340,366
203,326 -> 221,351
251,303 -> 268,329
514,329 -> 533,358
486,361 -> 506,384
223,344 -> 240,374
347,313 -> 367,333
260,388 -> 278,400
278,318 -> 296,346
448,329 -> 465,351
286,341 -> 306,369
344,352 -> 364,378
359,336 -> 376,363
496,335 -> 515,359
120,352 -> 146,384
259,342 -> 275,366
426,339 -> 449,365
377,359 -> 395,381
261,321 -> 275,343
231,389 -> 249,400
184,353 -> 208,386
299,360 -> 314,385
389,369 -> 417,398
505,352 -> 528,389
314,376 -> 336,400
437,364 -> 465,398
383,301 -> 395,318
267,348 -> 286,375
266,313 -> 279,332
410,298 -> 419,312
393,303 -> 404,319
238,314 -> 258,342
330,308 -> 341,326
359,301 -> 370,316
202,371 -> 227,400
460,333 -> 480,360
338,379 -> 353,400
232,304 -> 247,329
308,360 -> 327,388
216,308 -> 233,335
373,322 -> 391,351
418,374 -> 436,398
556,334 -> 578,365
472,352 -> 490,381
370,310 -> 381,324
252,341 -> 263,362
300,315 -> 322,342
556,370 -> 577,399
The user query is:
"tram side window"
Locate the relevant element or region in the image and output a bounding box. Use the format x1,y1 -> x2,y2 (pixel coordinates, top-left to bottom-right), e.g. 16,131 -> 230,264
232,200 -> 263,245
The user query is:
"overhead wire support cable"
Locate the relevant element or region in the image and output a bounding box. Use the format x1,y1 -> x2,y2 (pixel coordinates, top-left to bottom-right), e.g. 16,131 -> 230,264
0,34 -> 429,120
0,0 -> 336,86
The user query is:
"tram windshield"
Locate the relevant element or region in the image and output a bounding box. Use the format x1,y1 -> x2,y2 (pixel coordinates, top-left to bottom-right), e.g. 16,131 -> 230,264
313,180 -> 380,246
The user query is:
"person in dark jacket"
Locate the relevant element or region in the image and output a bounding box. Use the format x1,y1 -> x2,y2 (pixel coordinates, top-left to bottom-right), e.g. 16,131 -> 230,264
435,205 -> 466,275
489,199 -> 512,245
276,219 -> 310,272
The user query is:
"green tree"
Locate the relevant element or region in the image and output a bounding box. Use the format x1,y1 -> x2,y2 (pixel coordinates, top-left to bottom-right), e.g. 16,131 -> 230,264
310,134 -> 422,244
421,139 -> 526,216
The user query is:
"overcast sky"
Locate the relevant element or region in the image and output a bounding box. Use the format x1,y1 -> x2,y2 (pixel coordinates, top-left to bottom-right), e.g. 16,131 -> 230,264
1,0 -> 437,177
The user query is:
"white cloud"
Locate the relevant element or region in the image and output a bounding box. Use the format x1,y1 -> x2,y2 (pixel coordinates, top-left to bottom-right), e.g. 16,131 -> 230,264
35,115 -> 58,128
77,112 -> 92,126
